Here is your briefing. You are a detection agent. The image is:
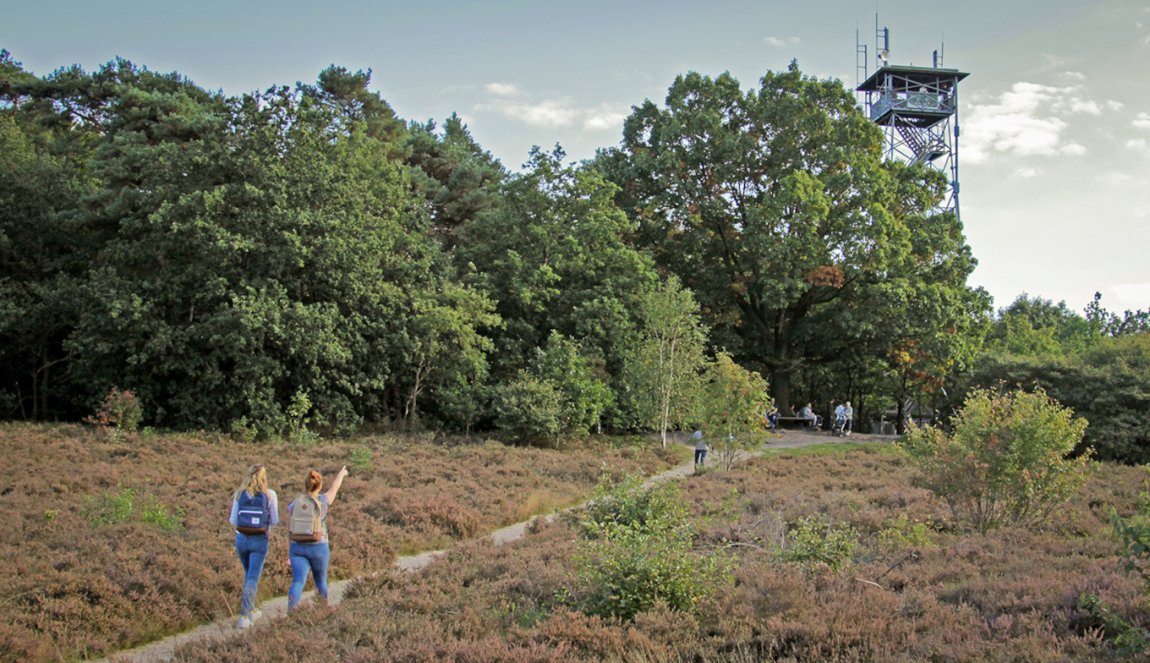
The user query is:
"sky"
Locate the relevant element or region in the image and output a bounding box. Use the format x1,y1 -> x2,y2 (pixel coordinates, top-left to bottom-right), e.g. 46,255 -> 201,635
6,0 -> 1150,315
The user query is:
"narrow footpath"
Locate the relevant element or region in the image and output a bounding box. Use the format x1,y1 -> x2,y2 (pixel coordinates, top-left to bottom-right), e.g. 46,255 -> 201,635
106,430 -> 893,662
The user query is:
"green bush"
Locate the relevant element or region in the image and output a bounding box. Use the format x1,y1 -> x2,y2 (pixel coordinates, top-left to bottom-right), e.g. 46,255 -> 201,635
777,515 -> 858,572
139,498 -> 186,531
84,387 -> 143,440
902,388 -> 1091,533
572,475 -> 731,620
876,513 -> 937,552
83,486 -> 136,527
695,352 -> 770,471
493,372 -> 563,445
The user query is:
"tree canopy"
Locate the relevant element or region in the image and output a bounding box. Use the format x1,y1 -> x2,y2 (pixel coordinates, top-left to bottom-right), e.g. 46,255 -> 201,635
3,50 -> 1145,455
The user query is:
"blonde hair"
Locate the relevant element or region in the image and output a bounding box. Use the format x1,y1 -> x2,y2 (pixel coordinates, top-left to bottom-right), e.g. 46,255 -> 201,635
235,464 -> 268,499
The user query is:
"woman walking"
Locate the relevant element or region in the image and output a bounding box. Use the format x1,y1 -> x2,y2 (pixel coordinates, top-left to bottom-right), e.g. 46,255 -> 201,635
287,465 -> 349,609
229,464 -> 279,629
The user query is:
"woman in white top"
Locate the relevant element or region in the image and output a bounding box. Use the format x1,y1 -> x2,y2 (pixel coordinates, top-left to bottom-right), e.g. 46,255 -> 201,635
229,464 -> 279,629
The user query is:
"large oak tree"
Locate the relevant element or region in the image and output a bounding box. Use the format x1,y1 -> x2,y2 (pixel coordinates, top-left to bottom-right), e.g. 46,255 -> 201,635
598,63 -> 984,414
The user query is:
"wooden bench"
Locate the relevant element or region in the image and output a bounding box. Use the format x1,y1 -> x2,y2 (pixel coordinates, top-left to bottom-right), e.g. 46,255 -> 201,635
775,416 -> 820,429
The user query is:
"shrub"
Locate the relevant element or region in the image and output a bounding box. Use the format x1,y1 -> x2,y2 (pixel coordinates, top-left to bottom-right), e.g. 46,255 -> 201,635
349,446 -> 373,471
876,513 -> 937,552
493,372 -> 563,446
85,387 -> 143,440
695,352 -> 770,471
777,515 -> 858,572
902,387 -> 1091,533
572,475 -> 731,620
139,498 -> 186,531
83,486 -> 136,527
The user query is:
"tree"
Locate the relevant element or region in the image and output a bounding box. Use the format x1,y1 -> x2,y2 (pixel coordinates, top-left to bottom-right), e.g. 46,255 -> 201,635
598,64 -> 981,418
459,146 -> 658,423
406,113 -> 506,250
627,275 -> 708,446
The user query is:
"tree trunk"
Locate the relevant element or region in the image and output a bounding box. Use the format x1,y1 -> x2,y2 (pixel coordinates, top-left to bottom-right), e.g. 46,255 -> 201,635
770,367 -> 794,416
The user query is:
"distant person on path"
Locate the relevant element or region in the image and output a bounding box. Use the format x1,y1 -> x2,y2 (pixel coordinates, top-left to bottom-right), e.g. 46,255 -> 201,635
798,403 -> 821,429
693,430 -> 709,467
287,465 -> 349,610
229,464 -> 279,629
843,401 -> 854,434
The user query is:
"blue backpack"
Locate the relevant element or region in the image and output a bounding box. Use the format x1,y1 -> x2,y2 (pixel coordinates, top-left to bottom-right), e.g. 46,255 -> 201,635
235,491 -> 270,535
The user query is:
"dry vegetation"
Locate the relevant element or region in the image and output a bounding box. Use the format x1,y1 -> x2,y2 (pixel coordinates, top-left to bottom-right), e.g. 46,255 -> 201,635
169,445 -> 1149,663
0,423 -> 683,661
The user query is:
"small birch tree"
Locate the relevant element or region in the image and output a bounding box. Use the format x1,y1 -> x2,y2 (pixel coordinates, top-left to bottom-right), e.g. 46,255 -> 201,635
632,276 -> 707,447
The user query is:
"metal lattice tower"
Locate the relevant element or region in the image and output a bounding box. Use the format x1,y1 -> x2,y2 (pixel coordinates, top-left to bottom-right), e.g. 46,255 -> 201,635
856,22 -> 968,220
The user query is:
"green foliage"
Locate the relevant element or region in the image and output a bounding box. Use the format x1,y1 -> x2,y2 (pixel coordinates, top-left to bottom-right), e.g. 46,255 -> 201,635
138,497 -> 186,531
624,275 -> 708,446
777,515 -> 859,572
493,372 -> 563,446
967,293 -> 1150,464
83,485 -> 184,531
83,486 -> 136,527
573,474 -> 731,620
349,445 -> 373,471
458,146 -> 657,424
531,332 -> 613,436
876,513 -> 937,552
902,388 -> 1091,533
599,62 -> 982,419
493,333 -> 613,445
695,352 -> 770,470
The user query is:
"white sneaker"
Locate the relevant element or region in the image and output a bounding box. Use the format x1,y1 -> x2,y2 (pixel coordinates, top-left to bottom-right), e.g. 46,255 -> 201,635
236,616 -> 253,630
250,609 -> 263,621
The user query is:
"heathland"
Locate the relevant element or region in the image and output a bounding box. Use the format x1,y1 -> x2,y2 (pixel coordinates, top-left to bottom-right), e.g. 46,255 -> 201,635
6,424 -> 1148,662
2,424 -> 682,661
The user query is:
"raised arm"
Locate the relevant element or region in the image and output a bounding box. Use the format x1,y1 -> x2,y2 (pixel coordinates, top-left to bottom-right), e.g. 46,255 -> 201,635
324,465 -> 349,505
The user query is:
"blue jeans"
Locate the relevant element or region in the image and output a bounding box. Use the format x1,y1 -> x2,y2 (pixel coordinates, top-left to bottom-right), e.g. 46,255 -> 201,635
289,541 -> 331,609
235,532 -> 268,616
694,449 -> 707,465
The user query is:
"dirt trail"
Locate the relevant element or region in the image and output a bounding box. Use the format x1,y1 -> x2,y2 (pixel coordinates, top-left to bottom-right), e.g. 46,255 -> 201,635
106,430 -> 893,662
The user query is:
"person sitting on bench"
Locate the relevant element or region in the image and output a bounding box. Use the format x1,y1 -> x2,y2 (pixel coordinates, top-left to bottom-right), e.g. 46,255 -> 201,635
798,403 -> 821,429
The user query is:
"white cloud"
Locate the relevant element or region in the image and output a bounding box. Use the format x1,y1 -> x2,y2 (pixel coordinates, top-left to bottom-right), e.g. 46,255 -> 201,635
583,104 -> 629,131
1134,112 -> 1150,129
482,99 -> 580,127
1056,98 -> 1101,115
1013,166 -> 1041,178
763,36 -> 800,48
485,82 -> 522,97
1106,100 -> 1125,111
1058,71 -> 1086,82
1108,283 -> 1150,311
1127,138 -> 1149,150
477,96 -> 628,132
1097,170 -> 1136,185
964,81 -> 1100,164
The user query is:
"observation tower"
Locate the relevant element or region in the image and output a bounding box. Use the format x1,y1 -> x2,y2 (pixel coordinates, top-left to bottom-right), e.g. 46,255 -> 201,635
856,21 -> 968,220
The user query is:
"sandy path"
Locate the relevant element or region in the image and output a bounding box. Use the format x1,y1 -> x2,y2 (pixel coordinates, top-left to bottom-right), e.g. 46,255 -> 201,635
105,431 -> 891,662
